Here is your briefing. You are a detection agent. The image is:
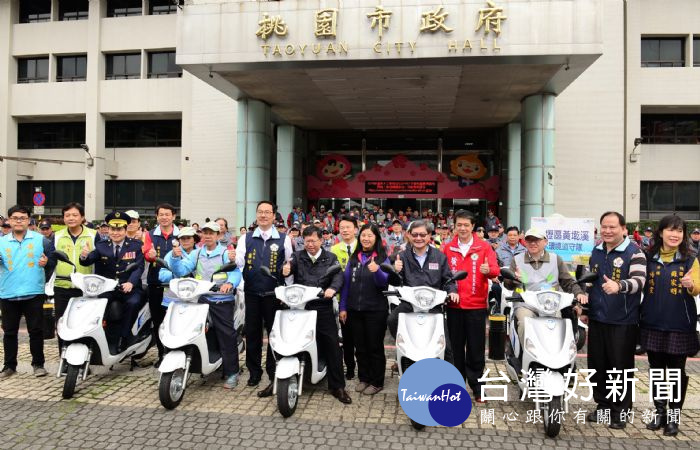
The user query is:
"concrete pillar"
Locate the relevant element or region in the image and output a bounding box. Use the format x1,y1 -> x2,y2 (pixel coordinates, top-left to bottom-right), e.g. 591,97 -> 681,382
83,0 -> 105,221
521,94 -> 556,229
0,0 -> 16,215
276,125 -> 301,217
506,122 -> 521,229
236,99 -> 272,227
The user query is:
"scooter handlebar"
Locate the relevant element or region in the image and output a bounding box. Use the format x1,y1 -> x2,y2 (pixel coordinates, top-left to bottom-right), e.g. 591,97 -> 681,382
505,295 -> 524,302
382,291 -> 399,296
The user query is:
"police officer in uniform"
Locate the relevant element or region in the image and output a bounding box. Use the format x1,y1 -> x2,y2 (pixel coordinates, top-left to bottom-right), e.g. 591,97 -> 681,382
235,201 -> 293,397
80,211 -> 145,354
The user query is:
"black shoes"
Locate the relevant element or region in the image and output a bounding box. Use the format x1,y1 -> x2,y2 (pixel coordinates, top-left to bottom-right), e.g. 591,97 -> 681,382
609,420 -> 626,430
345,368 -> 355,380
664,421 -> 679,437
247,376 -> 261,387
330,388 -> 352,404
257,383 -> 274,398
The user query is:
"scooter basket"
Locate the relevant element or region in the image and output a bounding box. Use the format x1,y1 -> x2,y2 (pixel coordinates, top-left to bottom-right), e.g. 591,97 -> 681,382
488,314 -> 506,360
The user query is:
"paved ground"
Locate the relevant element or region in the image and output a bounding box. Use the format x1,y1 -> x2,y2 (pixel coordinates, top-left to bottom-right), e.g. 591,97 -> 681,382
1,334 -> 699,449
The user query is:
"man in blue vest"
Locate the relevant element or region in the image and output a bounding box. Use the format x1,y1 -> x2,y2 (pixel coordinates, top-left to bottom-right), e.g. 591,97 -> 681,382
235,200 -> 293,397
0,205 -> 55,378
580,211 -> 647,430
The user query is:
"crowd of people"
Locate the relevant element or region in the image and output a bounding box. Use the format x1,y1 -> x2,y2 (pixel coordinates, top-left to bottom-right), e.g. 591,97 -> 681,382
0,201 -> 698,436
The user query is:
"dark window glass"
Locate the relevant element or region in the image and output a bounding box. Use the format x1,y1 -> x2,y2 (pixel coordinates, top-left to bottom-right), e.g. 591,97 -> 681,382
105,120 -> 181,147
19,0 -> 51,23
18,181 -> 85,211
641,182 -> 700,216
694,37 -> 700,67
641,37 -> 685,67
18,122 -> 86,149
105,53 -> 141,79
107,0 -> 142,18
641,114 -> 700,144
676,182 -> 700,212
646,182 -> 674,211
149,0 -> 177,15
17,57 -> 49,83
57,55 -> 87,82
105,180 -> 180,210
147,51 -> 181,78
59,0 -> 89,21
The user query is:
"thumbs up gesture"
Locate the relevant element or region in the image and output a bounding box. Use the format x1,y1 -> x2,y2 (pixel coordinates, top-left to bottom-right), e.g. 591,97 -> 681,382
282,260 -> 292,277
38,253 -> 48,267
368,256 -> 379,273
394,253 -> 403,273
172,241 -> 182,258
681,267 -> 695,290
602,274 -> 621,295
80,242 -> 90,259
480,262 -> 490,275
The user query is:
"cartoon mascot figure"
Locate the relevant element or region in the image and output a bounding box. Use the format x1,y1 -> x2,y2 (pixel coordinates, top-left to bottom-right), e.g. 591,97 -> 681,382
450,154 -> 487,187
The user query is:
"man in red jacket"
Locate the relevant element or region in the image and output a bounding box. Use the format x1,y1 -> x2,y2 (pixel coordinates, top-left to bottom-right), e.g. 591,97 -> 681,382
443,209 -> 499,402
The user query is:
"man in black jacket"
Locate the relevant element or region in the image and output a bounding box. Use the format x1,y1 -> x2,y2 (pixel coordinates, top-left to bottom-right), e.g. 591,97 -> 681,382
281,226 -> 351,404
387,220 -> 459,338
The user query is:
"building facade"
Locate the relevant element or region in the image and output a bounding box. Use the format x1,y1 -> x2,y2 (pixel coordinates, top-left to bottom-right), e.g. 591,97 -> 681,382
0,0 -> 698,227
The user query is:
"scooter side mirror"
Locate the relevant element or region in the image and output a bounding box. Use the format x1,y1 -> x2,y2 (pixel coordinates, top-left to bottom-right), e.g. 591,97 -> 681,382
155,257 -> 171,272
500,268 -> 519,281
324,264 -> 341,278
451,270 -> 468,282
576,271 -> 598,284
53,250 -> 74,266
380,263 -> 396,274
213,262 -> 238,275
380,263 -> 403,286
260,266 -> 276,279
122,262 -> 139,274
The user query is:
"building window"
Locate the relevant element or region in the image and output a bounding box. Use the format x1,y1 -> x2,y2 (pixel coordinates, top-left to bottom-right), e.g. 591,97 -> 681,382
18,122 -> 86,149
694,37 -> 700,67
57,55 -> 87,82
147,51 -> 181,78
59,0 -> 89,21
640,114 -> 700,144
105,53 -> 141,80
105,120 -> 181,147
641,37 -> 685,67
149,0 -> 177,15
105,180 -> 181,211
640,182 -> 700,219
19,0 -> 51,23
18,181 -> 85,213
17,57 -> 49,83
107,0 -> 143,18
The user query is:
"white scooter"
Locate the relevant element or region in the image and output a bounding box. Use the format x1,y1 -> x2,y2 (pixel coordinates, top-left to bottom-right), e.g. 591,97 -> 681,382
261,265 -> 341,418
54,252 -> 152,399
381,264 -> 467,430
499,268 -> 596,438
156,260 -> 239,409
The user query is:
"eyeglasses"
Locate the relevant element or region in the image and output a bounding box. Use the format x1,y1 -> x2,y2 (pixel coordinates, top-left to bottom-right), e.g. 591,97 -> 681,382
9,216 -> 29,222
256,210 -> 274,216
411,233 -> 428,238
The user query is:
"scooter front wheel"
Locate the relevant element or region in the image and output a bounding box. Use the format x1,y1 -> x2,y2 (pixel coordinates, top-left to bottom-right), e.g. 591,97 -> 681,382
159,369 -> 186,410
62,364 -> 80,399
277,375 -> 299,418
410,419 -> 426,430
542,395 -> 562,438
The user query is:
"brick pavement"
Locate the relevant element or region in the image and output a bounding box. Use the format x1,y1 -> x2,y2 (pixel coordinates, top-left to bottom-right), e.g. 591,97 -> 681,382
0,338 -> 699,448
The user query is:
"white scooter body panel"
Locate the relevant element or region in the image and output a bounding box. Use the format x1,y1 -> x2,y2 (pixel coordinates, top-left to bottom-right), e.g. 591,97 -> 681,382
521,317 -> 576,372
158,350 -> 187,373
58,297 -> 108,342
270,309 -> 326,384
65,343 -> 90,366
396,312 -> 445,368
160,301 -> 210,350
276,356 -> 301,379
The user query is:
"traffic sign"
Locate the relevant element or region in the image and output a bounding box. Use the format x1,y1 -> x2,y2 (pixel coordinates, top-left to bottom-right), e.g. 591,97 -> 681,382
33,192 -> 46,206
33,206 -> 45,215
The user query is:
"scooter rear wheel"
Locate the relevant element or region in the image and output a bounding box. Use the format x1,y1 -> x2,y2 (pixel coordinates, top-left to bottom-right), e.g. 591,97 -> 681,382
277,375 -> 299,418
159,369 -> 186,410
62,364 -> 80,399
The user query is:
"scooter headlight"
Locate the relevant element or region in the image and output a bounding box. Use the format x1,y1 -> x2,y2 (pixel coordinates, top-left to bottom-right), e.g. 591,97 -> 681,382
83,276 -> 106,296
284,286 -> 305,306
525,338 -> 537,357
414,288 -> 436,309
175,279 -> 198,299
536,291 -> 561,313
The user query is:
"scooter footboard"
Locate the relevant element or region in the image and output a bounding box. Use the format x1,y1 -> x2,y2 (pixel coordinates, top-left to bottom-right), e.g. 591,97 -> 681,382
276,357 -> 301,379
65,343 -> 90,366
159,350 -> 187,373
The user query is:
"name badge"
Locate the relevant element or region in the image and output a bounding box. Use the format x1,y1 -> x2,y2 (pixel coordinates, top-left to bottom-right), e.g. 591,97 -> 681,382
428,263 -> 439,271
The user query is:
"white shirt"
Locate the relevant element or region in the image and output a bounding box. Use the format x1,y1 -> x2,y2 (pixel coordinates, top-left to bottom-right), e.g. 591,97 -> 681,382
307,249 -> 323,261
457,237 -> 473,258
235,226 -> 293,269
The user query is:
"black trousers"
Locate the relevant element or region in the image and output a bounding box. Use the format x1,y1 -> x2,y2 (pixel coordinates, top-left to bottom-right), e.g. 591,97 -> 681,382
588,320 -> 637,419
340,317 -> 356,373
349,309 -> 388,388
245,293 -> 277,381
1,295 -> 45,369
308,301 -> 345,390
647,350 -> 689,413
148,285 -> 167,357
54,287 -> 83,351
447,308 -> 487,395
204,300 -> 239,377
